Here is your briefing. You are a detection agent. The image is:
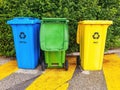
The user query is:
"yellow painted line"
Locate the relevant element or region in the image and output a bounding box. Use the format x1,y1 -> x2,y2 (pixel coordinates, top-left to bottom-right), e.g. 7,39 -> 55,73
103,54 -> 120,90
0,60 -> 18,80
56,83 -> 69,90
26,57 -> 76,90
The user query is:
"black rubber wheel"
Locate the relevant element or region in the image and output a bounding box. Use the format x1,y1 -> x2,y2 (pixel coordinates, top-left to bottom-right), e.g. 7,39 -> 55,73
41,61 -> 45,71
45,64 -> 48,69
40,50 -> 45,64
77,56 -> 80,65
64,60 -> 68,71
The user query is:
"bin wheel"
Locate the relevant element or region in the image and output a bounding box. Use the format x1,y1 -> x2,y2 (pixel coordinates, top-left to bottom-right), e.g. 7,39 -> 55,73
41,61 -> 45,71
45,64 -> 48,68
65,60 -> 68,71
77,56 -> 80,65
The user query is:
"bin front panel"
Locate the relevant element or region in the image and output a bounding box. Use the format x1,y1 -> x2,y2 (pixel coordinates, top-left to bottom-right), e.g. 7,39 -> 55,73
45,51 -> 65,68
11,24 -> 39,69
80,24 -> 110,70
40,21 -> 68,51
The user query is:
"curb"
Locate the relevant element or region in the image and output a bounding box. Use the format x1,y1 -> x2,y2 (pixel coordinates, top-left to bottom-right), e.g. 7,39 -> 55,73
67,49 -> 120,56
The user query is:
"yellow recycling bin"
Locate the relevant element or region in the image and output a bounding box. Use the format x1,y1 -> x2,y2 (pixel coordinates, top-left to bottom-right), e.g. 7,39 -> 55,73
77,20 -> 113,70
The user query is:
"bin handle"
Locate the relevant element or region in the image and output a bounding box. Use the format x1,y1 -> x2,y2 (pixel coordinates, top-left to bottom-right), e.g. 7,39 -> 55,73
76,25 -> 80,44
29,18 -> 35,20
17,17 -> 24,19
15,17 -> 35,20
43,21 -> 66,23
64,23 -> 69,50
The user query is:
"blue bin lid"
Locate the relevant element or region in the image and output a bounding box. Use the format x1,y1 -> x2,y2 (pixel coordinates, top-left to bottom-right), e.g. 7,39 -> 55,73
7,17 -> 41,25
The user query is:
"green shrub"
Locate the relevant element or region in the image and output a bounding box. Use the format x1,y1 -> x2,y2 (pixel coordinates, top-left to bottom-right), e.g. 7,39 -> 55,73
0,0 -> 120,56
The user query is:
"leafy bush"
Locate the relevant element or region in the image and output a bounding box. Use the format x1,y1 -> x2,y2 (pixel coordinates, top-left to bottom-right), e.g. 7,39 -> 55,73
0,0 -> 120,56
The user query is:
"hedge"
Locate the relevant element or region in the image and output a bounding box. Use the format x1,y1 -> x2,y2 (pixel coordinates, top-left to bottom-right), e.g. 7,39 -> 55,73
0,0 -> 120,56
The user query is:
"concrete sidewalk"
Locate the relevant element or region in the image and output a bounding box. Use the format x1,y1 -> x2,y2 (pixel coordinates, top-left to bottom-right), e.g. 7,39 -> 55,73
0,48 -> 120,90
68,48 -> 120,90
0,57 -> 42,90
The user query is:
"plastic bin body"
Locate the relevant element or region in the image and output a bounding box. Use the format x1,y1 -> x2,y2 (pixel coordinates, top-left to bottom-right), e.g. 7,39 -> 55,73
45,51 -> 65,68
77,20 -> 113,70
40,18 -> 69,68
7,17 -> 41,69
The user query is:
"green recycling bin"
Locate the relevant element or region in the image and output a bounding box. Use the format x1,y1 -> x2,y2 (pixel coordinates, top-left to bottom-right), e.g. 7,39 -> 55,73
40,18 -> 69,70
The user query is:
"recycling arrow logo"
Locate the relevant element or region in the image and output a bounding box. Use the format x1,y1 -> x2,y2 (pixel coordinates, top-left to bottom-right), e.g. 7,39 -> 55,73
19,32 -> 26,39
92,32 -> 100,39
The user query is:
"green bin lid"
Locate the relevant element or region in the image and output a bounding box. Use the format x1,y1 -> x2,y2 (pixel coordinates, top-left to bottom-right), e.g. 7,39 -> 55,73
42,18 -> 69,22
40,18 -> 69,51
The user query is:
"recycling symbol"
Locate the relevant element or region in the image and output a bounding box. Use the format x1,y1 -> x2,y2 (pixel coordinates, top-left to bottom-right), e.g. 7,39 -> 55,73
92,32 -> 100,39
19,32 -> 26,39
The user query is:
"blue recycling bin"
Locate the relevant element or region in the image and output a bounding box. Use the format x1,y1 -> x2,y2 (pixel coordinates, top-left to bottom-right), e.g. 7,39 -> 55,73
7,17 -> 41,69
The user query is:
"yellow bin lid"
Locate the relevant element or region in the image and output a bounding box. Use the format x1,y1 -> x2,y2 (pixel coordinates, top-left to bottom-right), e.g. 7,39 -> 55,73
78,20 -> 113,25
